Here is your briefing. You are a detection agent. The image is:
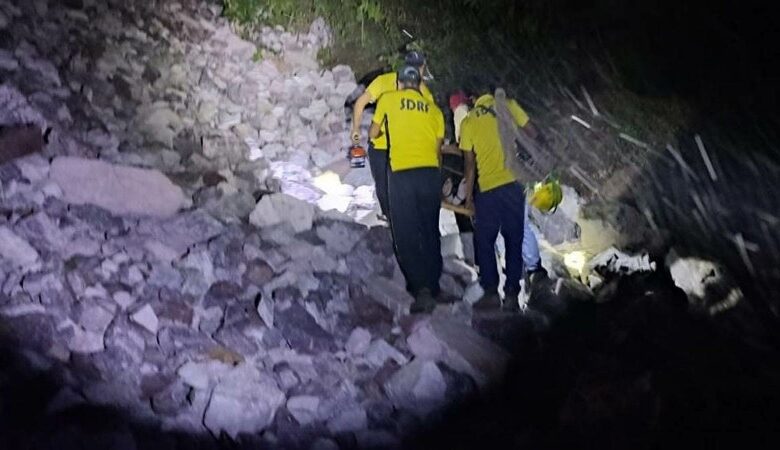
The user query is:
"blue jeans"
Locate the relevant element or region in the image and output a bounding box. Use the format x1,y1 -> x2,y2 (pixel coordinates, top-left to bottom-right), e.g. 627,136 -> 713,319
473,194 -> 542,276
523,202 -> 541,272
474,182 -> 525,295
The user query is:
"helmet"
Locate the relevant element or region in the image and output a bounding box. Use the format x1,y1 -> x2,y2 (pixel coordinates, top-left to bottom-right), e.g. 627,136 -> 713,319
529,175 -> 563,214
404,50 -> 426,67
397,65 -> 421,84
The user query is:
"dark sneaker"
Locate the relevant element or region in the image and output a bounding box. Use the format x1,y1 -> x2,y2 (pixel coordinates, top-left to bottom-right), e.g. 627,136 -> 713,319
410,289 -> 437,314
502,291 -> 520,311
473,291 -> 501,310
527,267 -> 549,285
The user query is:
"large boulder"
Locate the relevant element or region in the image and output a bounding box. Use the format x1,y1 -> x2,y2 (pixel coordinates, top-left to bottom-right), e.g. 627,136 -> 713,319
49,157 -> 187,218
250,193 -> 315,233
384,359 -> 448,418
406,315 -> 510,389
203,364 -> 285,438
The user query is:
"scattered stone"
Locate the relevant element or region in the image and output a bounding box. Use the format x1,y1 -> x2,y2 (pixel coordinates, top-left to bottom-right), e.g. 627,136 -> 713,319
276,302 -> 336,353
327,404 -> 367,434
130,304 -> 159,334
384,359 -> 447,418
287,395 -> 321,426
250,193 -> 315,233
203,364 -> 285,439
0,226 -> 39,271
406,316 -> 509,389
345,327 -> 371,355
50,157 -> 187,217
365,339 -> 408,368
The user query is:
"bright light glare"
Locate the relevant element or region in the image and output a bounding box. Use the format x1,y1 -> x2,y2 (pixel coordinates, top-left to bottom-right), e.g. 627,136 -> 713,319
564,251 -> 587,274
312,171 -> 343,195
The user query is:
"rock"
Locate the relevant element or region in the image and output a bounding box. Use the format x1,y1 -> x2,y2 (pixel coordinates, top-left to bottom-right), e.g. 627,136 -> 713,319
147,264 -> 183,289
276,302 -> 336,353
365,275 -> 414,317
65,322 -> 106,354
134,210 -> 225,254
50,157 -> 187,217
177,360 -> 232,390
327,404 -> 367,434
0,302 -> 47,317
138,106 -> 182,148
245,259 -> 275,286
250,193 -> 315,234
78,303 -> 115,334
286,395 -> 320,426
384,359 -> 447,418
345,327 -> 371,355
315,220 -> 364,254
203,364 -> 285,439
365,339 -> 408,368
355,430 -> 401,449
257,294 -> 274,327
406,316 -> 509,389
0,124 -> 43,165
130,304 -> 159,334
0,226 -> 39,271
151,380 -> 190,416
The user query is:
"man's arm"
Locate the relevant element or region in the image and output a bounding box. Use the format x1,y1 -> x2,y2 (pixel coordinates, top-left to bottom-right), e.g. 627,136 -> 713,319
369,121 -> 383,140
463,151 -> 476,210
351,91 -> 373,144
436,138 -> 443,167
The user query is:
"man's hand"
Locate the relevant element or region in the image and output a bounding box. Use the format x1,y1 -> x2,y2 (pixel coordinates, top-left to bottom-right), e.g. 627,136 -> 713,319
351,129 -> 361,145
464,194 -> 475,214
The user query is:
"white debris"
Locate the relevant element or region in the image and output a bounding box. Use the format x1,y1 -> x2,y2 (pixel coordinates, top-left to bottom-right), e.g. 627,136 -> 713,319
130,304 -> 159,334
587,247 -> 656,275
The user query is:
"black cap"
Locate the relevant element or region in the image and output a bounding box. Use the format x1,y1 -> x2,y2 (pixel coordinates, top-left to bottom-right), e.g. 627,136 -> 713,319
397,65 -> 422,84
404,51 -> 426,67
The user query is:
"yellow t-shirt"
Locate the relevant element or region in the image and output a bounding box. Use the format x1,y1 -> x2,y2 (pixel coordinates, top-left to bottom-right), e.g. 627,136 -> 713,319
459,94 -> 530,192
366,72 -> 434,150
373,89 -> 444,172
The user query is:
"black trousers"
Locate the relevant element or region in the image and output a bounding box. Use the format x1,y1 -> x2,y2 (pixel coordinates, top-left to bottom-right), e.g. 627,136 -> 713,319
368,143 -> 390,217
388,167 -> 442,296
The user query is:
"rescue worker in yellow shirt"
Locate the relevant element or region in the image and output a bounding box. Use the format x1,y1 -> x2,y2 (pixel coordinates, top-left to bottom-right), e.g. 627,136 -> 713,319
351,51 -> 434,220
460,89 -> 539,311
369,66 -> 445,314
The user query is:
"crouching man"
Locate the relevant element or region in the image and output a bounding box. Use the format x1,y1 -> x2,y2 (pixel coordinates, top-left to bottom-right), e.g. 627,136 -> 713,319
369,66 -> 445,314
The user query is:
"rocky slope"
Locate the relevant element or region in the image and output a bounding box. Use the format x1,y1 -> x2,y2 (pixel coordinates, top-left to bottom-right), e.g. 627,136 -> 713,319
1,0 -> 770,449
0,1 -> 533,447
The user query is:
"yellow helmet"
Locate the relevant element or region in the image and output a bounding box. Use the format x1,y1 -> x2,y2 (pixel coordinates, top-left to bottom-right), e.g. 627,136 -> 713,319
529,175 -> 563,214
